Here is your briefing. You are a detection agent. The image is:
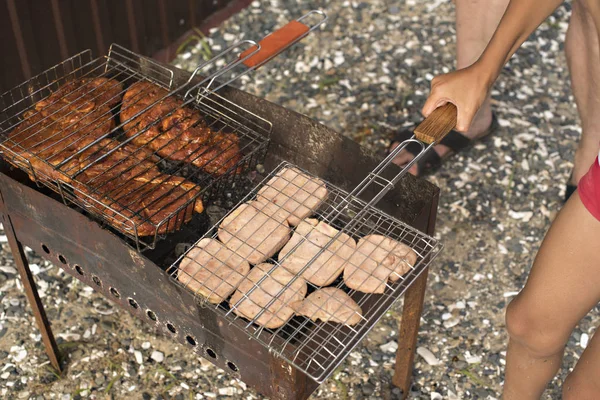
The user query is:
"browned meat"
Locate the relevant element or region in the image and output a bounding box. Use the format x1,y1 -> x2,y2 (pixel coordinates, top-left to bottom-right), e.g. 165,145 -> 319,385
3,78 -> 122,183
257,167 -> 328,226
218,200 -> 291,264
3,78 -> 205,238
344,234 -> 418,294
177,238 -> 250,304
120,81 -> 241,176
290,287 -> 363,326
230,263 -> 307,329
278,218 -> 356,286
35,77 -> 123,119
73,169 -> 203,237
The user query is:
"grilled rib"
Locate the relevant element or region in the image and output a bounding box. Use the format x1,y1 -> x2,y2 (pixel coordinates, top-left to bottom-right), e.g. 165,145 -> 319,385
120,81 -> 242,176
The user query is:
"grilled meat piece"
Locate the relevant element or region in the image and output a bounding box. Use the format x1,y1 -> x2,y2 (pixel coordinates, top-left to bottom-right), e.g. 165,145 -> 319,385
4,78 -> 204,238
230,263 -> 307,329
291,287 -> 363,326
35,77 -> 123,119
71,139 -> 203,236
177,238 -> 250,304
344,234 -> 417,294
278,218 -> 356,286
120,81 -> 241,176
257,167 -> 328,226
73,169 -> 203,237
218,200 -> 291,264
3,78 -> 122,182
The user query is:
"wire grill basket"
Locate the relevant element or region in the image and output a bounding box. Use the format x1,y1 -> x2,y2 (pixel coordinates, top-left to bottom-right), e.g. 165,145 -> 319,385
0,11 -> 327,251
169,159 -> 443,383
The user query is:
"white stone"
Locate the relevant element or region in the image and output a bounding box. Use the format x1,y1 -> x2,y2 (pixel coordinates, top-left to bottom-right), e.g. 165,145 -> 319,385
134,351 -> 143,365
142,342 -> 151,350
580,333 -> 589,349
0,372 -> 9,379
205,393 -> 217,399
223,33 -> 235,42
431,393 -> 443,400
379,341 -> 398,353
416,347 -> 440,366
508,210 -> 534,223
0,266 -> 16,275
333,55 -> 345,66
151,351 -> 164,363
443,317 -> 459,329
218,387 -> 236,396
13,350 -> 27,363
465,351 -> 482,364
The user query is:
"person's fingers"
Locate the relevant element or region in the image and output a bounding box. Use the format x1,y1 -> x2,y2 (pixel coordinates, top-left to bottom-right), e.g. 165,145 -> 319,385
421,95 -> 447,117
455,106 -> 475,132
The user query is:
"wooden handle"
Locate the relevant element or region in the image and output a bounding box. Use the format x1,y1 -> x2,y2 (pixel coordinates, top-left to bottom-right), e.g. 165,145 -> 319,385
240,20 -> 310,68
414,103 -> 457,144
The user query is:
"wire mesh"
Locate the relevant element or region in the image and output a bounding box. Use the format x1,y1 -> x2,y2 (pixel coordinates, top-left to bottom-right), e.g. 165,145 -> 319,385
169,161 -> 443,383
0,45 -> 271,250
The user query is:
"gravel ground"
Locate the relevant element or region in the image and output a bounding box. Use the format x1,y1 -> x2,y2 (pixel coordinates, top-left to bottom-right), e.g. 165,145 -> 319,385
1,0 -> 597,399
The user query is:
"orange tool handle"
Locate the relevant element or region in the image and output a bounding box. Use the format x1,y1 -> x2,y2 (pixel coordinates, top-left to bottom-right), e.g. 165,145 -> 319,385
239,20 -> 310,68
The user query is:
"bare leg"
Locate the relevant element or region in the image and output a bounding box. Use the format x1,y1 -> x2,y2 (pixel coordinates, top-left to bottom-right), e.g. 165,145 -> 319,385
562,328 -> 600,399
502,192 -> 600,399
392,0 -> 509,172
566,0 -> 600,185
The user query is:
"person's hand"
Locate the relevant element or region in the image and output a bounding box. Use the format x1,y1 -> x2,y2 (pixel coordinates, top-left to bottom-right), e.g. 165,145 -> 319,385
421,62 -> 495,133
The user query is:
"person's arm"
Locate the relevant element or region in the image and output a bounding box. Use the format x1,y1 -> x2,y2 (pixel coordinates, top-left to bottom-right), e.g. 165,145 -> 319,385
422,0 -> 564,132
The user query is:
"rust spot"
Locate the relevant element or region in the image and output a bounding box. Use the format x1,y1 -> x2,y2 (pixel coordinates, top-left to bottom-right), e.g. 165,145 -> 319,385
128,248 -> 145,267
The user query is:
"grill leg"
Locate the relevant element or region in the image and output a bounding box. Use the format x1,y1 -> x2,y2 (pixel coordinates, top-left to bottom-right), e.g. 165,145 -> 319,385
1,213 -> 62,373
392,191 -> 439,398
392,268 -> 430,398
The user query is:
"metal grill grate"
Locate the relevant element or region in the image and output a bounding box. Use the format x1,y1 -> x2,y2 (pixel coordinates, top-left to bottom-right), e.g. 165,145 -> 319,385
169,161 -> 442,383
0,44 -> 272,250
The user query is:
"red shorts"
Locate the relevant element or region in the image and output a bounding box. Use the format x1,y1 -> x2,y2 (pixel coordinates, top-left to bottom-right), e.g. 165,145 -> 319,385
579,157 -> 600,221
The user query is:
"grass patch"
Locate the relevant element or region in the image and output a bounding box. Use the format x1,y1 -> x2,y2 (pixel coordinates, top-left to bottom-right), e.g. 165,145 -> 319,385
319,76 -> 339,91
177,28 -> 213,61
457,365 -> 487,387
105,373 -> 123,395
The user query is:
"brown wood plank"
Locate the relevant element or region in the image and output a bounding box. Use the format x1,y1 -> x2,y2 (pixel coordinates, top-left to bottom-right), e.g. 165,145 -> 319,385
0,1 -> 26,92
28,0 -> 65,70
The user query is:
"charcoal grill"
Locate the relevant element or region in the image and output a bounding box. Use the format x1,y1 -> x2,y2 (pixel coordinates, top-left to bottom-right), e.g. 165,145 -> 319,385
0,12 -> 444,400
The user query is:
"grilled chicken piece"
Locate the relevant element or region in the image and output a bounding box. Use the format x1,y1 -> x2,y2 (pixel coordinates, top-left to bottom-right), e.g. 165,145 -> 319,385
291,287 -> 362,326
4,78 -> 122,183
218,201 -> 291,264
257,167 -> 328,226
230,263 -> 307,329
120,81 -> 241,176
178,238 -> 250,304
344,234 -> 418,294
278,218 -> 356,286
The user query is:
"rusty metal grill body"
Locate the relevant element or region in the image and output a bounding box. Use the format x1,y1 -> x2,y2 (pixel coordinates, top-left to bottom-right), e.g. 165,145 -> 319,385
0,62 -> 440,399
